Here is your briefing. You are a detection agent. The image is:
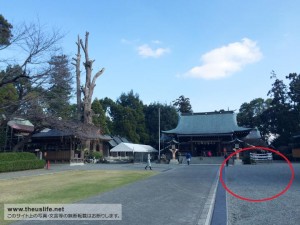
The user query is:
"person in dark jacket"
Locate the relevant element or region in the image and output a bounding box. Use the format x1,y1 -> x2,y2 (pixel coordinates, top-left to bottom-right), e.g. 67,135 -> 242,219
186,152 -> 191,165
224,153 -> 229,166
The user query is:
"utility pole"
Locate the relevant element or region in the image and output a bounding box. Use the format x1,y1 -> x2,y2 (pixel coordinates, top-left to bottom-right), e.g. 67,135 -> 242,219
158,107 -> 161,162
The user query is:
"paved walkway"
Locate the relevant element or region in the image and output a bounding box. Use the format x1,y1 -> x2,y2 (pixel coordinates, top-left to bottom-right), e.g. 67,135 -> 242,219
5,163 -> 220,225
211,167 -> 227,225
6,162 -> 297,225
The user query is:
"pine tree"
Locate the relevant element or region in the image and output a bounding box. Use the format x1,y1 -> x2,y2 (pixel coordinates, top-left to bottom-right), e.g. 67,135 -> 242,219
0,14 -> 13,47
92,98 -> 109,134
46,55 -> 73,118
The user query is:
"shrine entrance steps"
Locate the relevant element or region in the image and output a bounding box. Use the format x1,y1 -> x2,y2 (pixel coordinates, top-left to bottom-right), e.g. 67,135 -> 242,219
188,156 -> 224,165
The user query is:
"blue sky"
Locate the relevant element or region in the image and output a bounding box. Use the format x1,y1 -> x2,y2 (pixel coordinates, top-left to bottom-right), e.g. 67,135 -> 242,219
2,0 -> 300,112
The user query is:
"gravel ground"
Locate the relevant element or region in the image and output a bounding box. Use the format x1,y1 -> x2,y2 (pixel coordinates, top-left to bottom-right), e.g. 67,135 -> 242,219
226,162 -> 300,225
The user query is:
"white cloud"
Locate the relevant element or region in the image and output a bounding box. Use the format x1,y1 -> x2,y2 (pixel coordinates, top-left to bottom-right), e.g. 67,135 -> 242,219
152,40 -> 162,44
121,38 -> 131,44
120,38 -> 140,45
185,38 -> 263,79
137,44 -> 170,58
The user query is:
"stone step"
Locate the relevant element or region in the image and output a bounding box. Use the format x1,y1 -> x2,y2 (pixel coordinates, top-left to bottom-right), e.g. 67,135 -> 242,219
179,156 -> 224,164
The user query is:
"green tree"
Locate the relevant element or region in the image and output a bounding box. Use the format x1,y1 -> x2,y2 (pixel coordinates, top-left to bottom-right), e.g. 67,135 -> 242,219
115,90 -> 149,143
286,73 -> 300,135
99,97 -> 115,133
104,91 -> 149,143
0,83 -> 18,114
0,14 -> 13,47
45,55 -> 73,119
0,69 -> 18,114
172,95 -> 193,114
286,73 -> 300,111
237,98 -> 271,138
112,105 -> 139,142
92,98 -> 109,134
260,71 -> 295,147
144,103 -> 178,148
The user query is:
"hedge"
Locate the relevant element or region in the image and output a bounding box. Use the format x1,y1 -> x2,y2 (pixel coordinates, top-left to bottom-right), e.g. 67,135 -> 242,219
0,152 -> 37,162
0,152 -> 45,172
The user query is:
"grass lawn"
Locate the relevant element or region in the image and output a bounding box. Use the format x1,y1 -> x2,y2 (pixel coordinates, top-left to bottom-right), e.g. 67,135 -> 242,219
0,170 -> 156,225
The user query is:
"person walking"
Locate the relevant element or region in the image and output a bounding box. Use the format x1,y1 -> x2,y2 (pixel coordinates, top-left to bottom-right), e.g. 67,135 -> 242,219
186,152 -> 191,165
145,153 -> 152,170
224,152 -> 229,167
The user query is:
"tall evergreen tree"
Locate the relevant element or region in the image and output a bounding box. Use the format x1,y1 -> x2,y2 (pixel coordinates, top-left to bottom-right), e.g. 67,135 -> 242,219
104,91 -> 149,143
261,71 -> 295,146
172,95 -> 193,114
286,73 -> 300,107
99,97 -> 115,133
92,98 -> 109,134
115,90 -> 149,143
144,103 -> 178,148
0,14 -> 13,47
286,72 -> 300,134
0,66 -> 20,115
46,55 -> 73,118
237,98 -> 271,138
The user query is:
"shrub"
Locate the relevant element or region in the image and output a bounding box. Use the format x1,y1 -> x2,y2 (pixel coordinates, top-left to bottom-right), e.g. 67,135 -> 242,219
0,159 -> 46,172
92,151 -> 102,159
0,152 -> 37,162
0,152 -> 45,172
242,155 -> 256,164
242,155 -> 251,164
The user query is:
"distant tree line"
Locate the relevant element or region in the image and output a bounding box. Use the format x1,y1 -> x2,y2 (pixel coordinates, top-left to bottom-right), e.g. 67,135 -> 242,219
0,14 -> 182,151
2,14 -> 300,151
91,90 -> 179,149
237,71 -> 300,148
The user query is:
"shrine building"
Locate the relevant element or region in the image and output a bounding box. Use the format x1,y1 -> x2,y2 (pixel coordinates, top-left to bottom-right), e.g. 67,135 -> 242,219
162,111 -> 262,156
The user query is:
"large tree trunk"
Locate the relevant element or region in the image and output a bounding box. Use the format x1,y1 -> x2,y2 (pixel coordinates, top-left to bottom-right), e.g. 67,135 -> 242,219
73,32 -> 105,152
80,32 -> 104,125
72,36 -> 82,122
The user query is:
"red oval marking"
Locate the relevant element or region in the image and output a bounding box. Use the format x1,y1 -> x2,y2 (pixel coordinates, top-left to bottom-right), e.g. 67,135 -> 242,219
220,146 -> 295,202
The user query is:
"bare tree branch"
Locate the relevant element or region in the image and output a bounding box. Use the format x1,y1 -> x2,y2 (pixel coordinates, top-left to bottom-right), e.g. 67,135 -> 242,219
0,21 -> 64,88
75,32 -> 105,127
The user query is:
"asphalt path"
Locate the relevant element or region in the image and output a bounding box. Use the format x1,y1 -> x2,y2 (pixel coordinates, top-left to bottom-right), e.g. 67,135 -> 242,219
10,164 -> 220,225
6,162 -> 298,225
211,167 -> 227,225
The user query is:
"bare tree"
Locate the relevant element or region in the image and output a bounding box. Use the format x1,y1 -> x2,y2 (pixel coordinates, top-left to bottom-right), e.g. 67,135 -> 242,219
73,32 -> 105,124
0,21 -> 63,88
72,36 -> 82,121
0,19 -> 68,151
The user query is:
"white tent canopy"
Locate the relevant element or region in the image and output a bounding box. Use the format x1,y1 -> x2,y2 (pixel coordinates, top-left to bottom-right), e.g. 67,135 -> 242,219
110,143 -> 158,153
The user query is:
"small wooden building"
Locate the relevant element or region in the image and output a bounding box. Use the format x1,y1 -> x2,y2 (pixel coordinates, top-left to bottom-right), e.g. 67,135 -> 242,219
2,118 -> 34,151
30,128 -> 111,162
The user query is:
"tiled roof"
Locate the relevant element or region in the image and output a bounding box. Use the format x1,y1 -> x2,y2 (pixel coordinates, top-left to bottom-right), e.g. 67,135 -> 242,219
32,129 -> 112,140
108,136 -> 130,147
32,129 -> 72,138
163,111 -> 251,135
7,118 -> 34,132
